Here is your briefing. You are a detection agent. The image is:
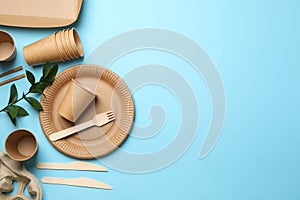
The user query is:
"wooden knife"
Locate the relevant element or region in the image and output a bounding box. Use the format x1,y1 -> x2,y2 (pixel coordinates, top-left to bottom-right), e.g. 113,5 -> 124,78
37,161 -> 108,172
42,177 -> 113,190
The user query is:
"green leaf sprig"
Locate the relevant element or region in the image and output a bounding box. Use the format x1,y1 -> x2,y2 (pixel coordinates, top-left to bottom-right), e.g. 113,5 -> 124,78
0,62 -> 58,125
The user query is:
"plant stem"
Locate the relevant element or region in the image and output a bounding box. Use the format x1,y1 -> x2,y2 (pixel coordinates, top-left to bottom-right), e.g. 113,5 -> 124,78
0,90 -> 30,113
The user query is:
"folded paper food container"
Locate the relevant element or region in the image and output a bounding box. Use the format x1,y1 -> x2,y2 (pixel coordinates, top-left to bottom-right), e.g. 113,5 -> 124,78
58,79 -> 96,123
0,0 -> 83,28
23,33 -> 62,66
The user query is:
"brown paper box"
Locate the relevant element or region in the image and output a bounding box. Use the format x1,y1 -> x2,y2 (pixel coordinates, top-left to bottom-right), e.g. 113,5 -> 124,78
0,0 -> 83,28
58,79 -> 96,122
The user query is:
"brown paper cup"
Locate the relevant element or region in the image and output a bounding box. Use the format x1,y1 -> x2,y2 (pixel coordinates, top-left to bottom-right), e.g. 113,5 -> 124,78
5,129 -> 38,162
0,30 -> 16,62
68,28 -> 84,57
59,30 -> 73,60
54,32 -> 67,61
23,33 -> 62,66
58,79 -> 96,122
62,29 -> 77,59
64,29 -> 78,58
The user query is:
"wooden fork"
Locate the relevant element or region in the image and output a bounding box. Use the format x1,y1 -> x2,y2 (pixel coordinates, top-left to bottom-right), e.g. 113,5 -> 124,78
50,110 -> 115,141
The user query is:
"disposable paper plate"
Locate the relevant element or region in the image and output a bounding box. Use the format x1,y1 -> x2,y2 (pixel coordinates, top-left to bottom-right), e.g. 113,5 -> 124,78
0,0 -> 83,28
39,65 -> 135,159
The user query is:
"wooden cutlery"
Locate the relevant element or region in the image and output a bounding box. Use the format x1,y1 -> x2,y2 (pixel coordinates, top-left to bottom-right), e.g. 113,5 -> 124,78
0,65 -> 23,78
0,66 -> 24,86
42,177 -> 113,190
37,161 -> 107,172
50,110 -> 115,141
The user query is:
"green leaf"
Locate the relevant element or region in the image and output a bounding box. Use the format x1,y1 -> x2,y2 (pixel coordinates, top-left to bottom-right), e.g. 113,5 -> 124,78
30,82 -> 47,94
43,62 -> 52,78
6,112 -> 16,126
16,106 -> 29,116
8,84 -> 18,104
7,105 -> 19,119
46,64 -> 58,83
41,62 -> 57,83
25,97 -> 43,111
26,70 -> 35,85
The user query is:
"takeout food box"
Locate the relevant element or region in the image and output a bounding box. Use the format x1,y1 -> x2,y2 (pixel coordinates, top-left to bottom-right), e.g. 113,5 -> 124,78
0,0 -> 83,28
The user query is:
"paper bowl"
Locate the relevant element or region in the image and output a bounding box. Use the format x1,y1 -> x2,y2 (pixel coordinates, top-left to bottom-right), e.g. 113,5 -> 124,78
5,129 -> 38,162
0,30 -> 16,62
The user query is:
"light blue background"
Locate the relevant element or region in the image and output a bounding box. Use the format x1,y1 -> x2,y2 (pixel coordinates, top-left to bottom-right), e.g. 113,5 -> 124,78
0,0 -> 300,199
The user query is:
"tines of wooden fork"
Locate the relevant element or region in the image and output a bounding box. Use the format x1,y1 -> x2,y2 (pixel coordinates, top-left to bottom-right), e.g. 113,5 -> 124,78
107,111 -> 115,121
95,111 -> 115,127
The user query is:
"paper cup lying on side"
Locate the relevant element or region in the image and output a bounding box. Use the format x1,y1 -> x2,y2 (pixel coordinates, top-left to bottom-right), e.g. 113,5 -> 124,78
5,129 -> 38,162
23,28 -> 84,66
64,29 -> 78,59
68,28 -> 83,57
54,32 -> 67,61
58,79 -> 96,122
23,33 -> 62,66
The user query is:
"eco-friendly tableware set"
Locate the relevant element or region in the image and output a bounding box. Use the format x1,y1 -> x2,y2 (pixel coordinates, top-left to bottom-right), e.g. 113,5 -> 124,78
0,0 -> 135,198
0,28 -> 84,87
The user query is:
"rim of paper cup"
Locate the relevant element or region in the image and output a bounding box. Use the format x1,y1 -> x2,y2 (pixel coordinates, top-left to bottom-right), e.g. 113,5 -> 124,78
54,32 -> 66,61
56,31 -> 69,60
61,30 -> 74,59
58,30 -> 72,60
0,30 -> 16,61
64,29 -> 78,58
5,129 -> 38,162
70,28 -> 83,57
67,29 -> 79,57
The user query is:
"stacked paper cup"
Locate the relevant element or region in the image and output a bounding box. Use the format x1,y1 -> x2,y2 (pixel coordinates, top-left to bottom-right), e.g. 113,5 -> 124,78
23,28 -> 83,66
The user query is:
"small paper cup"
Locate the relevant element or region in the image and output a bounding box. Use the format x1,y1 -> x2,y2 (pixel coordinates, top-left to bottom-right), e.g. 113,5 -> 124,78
0,30 -> 16,62
64,29 -> 78,58
55,31 -> 69,61
68,28 -> 84,57
54,32 -> 66,62
23,33 -> 62,66
5,129 -> 38,162
62,29 -> 77,59
58,79 -> 96,122
59,30 -> 73,60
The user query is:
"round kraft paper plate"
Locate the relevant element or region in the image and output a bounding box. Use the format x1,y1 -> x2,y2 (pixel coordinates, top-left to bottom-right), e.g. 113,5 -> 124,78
39,65 -> 134,159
